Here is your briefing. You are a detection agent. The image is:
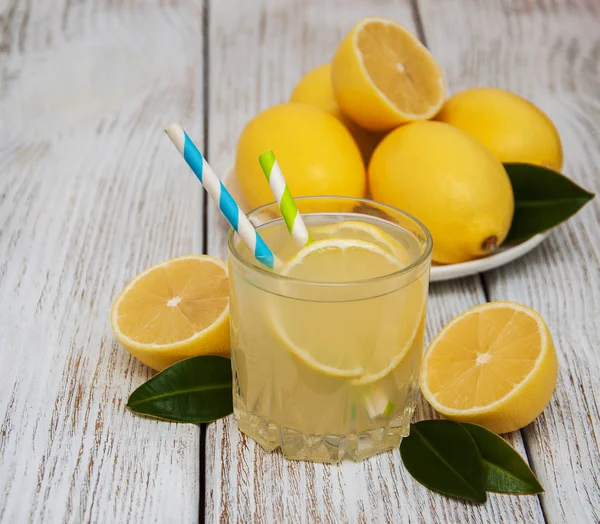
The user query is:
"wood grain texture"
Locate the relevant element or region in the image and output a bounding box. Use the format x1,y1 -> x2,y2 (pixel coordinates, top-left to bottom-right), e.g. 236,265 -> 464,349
418,0 -> 600,522
0,0 -> 204,522
204,1 -> 543,521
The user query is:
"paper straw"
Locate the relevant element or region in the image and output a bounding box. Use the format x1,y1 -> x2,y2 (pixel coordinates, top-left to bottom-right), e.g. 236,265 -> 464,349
165,124 -> 280,270
258,150 -> 312,247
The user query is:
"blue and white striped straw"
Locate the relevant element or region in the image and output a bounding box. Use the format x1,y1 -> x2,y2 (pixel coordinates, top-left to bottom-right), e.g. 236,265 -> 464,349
165,124 -> 280,270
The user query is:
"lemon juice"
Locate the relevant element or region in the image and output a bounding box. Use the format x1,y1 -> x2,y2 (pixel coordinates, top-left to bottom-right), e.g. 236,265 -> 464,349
228,198 -> 432,463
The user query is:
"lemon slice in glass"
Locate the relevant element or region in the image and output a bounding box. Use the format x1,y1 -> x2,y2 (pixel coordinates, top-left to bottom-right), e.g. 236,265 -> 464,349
310,220 -> 413,265
271,238 -> 414,379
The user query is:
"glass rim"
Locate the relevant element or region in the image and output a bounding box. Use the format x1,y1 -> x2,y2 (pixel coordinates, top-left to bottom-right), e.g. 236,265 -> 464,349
227,196 -> 433,288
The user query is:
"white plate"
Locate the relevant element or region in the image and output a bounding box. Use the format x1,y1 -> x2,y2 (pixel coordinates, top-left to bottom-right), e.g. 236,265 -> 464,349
429,233 -> 546,282
221,169 -> 546,282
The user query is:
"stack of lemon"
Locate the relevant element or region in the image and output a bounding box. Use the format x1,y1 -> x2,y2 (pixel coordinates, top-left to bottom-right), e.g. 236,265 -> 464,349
111,16 -> 560,435
231,17 -> 561,434
235,17 -> 563,265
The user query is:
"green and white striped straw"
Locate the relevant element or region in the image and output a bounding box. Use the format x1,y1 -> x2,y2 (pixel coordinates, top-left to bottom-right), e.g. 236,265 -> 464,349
258,150 -> 313,247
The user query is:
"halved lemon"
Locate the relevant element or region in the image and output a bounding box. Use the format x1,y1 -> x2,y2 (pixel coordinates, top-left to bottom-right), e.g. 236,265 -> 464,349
271,239 -> 425,381
332,17 -> 446,131
420,302 -> 558,433
111,255 -> 230,371
310,220 -> 412,265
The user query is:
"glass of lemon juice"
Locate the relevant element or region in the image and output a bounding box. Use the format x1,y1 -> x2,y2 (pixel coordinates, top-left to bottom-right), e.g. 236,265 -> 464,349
228,197 -> 432,463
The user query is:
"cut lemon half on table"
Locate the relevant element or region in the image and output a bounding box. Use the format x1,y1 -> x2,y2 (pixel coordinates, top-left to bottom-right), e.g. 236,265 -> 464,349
420,302 -> 558,433
272,238 -> 425,381
310,220 -> 413,266
332,17 -> 445,131
111,255 -> 230,371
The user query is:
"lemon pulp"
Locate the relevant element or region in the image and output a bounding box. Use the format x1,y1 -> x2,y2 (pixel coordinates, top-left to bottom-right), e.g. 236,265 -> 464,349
420,302 -> 558,433
332,17 -> 445,131
111,255 -> 230,370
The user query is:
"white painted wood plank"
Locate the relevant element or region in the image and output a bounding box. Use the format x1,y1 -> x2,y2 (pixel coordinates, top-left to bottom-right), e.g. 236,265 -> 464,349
418,0 -> 600,522
204,1 -> 543,521
0,0 -> 204,522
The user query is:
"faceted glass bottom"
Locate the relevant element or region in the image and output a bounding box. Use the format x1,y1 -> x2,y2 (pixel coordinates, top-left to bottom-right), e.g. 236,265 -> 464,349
233,395 -> 413,464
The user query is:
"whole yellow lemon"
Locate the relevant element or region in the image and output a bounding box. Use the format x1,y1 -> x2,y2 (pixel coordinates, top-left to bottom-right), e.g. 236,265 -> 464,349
236,103 -> 366,209
369,121 -> 514,264
290,63 -> 383,164
436,87 -> 563,171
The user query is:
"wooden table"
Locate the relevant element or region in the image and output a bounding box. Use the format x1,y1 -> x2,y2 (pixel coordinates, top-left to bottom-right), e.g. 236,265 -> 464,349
1,0 -> 599,522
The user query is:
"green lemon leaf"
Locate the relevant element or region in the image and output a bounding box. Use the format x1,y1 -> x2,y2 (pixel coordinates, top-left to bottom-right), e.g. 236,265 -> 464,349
504,163 -> 594,242
127,355 -> 233,423
400,420 -> 487,502
461,423 -> 543,495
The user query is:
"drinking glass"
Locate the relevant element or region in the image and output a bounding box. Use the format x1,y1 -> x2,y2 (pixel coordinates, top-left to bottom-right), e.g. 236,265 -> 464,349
228,197 -> 432,463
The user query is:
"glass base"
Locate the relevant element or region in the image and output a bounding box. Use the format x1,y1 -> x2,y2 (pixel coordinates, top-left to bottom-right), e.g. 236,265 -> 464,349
233,404 -> 413,464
